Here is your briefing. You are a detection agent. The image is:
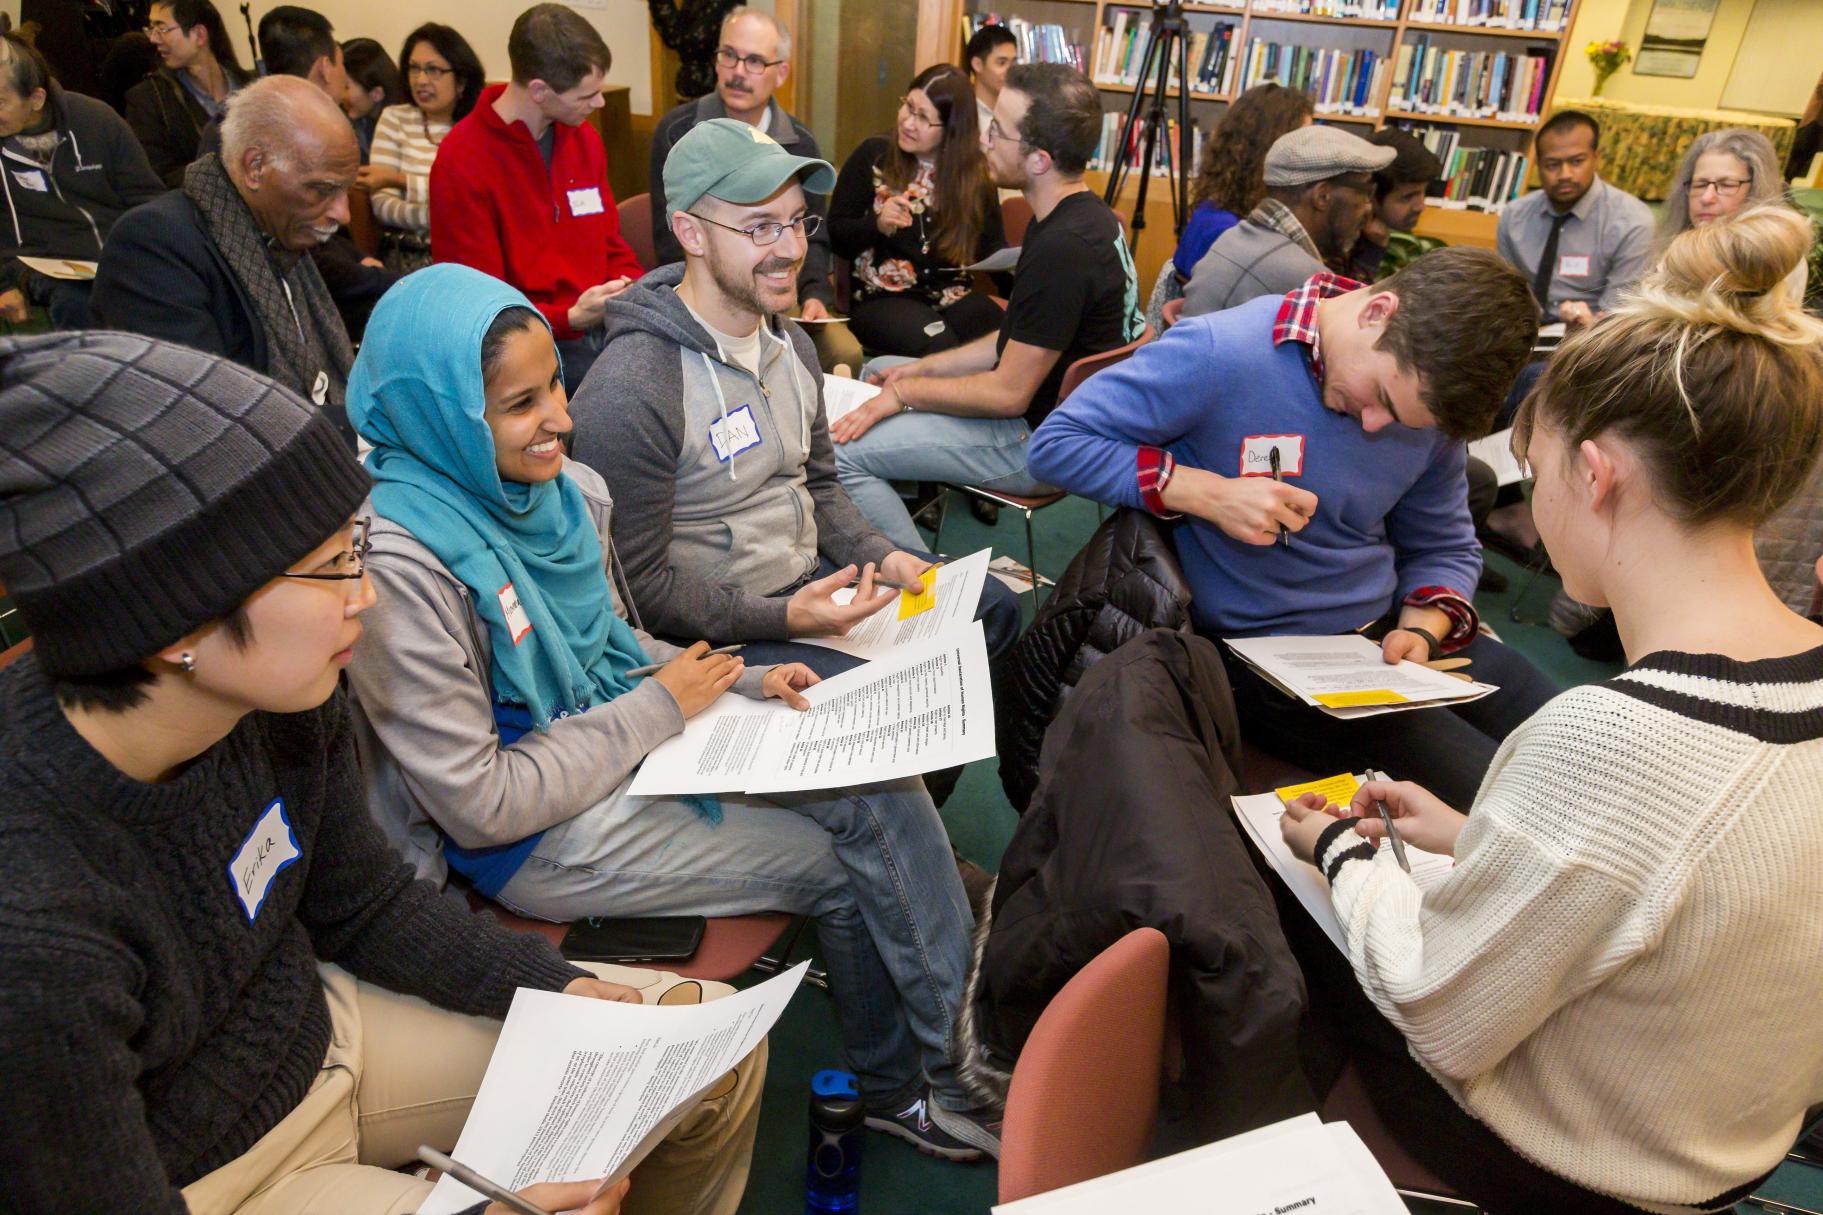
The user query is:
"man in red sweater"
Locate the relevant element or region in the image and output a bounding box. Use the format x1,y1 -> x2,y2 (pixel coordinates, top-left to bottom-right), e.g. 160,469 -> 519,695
430,4 -> 644,391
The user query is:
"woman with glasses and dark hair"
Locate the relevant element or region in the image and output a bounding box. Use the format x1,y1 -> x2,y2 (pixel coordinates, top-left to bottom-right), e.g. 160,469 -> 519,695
339,37 -> 404,163
827,64 -> 1007,358
356,22 -> 484,270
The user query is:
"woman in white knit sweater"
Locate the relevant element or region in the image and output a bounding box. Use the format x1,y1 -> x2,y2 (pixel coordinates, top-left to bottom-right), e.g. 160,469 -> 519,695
354,24 -> 483,264
1281,206 -> 1823,1214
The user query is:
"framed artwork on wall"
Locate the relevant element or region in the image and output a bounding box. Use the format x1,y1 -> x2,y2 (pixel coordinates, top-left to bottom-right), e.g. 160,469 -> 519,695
1634,0 -> 1721,78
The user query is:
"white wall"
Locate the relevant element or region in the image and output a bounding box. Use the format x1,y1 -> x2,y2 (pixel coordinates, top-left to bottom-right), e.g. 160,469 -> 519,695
1720,0 -> 1819,117
243,0 -> 655,114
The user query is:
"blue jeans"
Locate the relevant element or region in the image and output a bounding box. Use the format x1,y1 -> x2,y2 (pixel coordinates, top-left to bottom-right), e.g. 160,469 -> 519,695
495,776 -> 975,1109
834,357 -> 1055,553
722,552 -> 1022,679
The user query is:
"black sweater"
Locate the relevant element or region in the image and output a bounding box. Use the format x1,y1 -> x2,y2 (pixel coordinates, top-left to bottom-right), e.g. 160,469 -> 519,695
827,136 -> 1005,304
0,659 -> 586,1214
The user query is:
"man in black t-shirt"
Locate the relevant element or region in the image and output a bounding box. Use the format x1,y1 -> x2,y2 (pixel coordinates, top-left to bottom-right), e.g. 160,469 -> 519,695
827,63 -> 1144,551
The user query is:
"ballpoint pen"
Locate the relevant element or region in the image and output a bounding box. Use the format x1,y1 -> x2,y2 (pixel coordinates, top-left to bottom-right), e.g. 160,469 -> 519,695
1270,445 -> 1290,548
625,643 -> 745,678
416,1147 -> 554,1215
1368,769 -> 1412,873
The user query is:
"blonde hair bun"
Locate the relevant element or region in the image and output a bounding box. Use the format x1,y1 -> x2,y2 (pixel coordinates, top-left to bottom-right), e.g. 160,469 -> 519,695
1629,206 -> 1823,348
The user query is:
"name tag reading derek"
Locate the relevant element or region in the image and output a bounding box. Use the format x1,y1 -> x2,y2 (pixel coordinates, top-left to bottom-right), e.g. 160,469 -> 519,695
229,798 -> 302,921
709,405 -> 763,462
1557,253 -> 1591,279
1239,434 -> 1305,478
567,187 -> 605,217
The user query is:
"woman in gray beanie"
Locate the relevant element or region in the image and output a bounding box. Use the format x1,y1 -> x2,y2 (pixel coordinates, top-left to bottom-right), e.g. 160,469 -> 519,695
0,333 -> 758,1215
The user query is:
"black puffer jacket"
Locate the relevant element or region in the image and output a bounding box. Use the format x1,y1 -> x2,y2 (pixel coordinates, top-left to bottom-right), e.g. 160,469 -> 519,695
959,629 -> 1315,1139
996,508 -> 1194,813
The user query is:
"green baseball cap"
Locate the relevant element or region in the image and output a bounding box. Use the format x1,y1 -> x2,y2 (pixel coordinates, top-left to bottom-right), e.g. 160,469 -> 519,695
663,117 -> 837,218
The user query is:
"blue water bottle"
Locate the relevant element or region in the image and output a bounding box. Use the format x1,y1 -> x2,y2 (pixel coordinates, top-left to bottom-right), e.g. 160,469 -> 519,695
805,1068 -> 863,1214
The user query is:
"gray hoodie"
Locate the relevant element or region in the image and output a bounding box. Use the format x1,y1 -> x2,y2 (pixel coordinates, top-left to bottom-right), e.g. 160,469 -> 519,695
569,263 -> 897,643
346,457 -> 770,885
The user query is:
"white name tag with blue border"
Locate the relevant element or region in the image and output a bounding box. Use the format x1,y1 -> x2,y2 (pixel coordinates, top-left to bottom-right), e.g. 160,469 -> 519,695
709,405 -> 763,462
229,798 -> 301,921
567,187 -> 604,217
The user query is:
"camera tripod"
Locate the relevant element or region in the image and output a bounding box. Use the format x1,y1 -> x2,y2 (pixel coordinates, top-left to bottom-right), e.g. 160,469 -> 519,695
1101,0 -> 1194,243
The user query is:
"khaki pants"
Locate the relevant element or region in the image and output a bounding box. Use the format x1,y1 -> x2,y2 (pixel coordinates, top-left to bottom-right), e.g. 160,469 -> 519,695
791,305 -> 865,376
182,964 -> 765,1215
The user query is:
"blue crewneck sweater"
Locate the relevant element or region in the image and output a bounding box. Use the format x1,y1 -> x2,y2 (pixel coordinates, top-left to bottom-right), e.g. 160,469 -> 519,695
1027,295 -> 1480,637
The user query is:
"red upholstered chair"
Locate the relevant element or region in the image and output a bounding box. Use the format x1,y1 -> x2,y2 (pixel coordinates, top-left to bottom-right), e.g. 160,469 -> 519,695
1000,194 -> 1034,248
617,192 -> 657,273
1161,296 -> 1185,331
466,892 -> 797,985
0,635 -> 31,671
998,927 -> 1171,1205
1322,1063 -> 1478,1210
929,326 -> 1154,605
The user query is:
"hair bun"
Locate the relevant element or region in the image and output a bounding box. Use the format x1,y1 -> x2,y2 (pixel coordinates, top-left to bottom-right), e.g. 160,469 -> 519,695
1631,206 -> 1821,347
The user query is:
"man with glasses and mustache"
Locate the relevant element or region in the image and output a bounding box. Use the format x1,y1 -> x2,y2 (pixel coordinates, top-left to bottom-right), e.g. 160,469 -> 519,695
647,6 -> 862,375
92,76 -> 360,441
430,4 -> 646,393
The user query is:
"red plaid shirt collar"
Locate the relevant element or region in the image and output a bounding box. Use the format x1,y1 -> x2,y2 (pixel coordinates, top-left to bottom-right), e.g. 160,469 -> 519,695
1272,272 -> 1362,385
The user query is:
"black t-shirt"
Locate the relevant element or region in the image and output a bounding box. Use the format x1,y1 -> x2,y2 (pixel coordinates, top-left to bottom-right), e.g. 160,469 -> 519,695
998,190 -> 1145,426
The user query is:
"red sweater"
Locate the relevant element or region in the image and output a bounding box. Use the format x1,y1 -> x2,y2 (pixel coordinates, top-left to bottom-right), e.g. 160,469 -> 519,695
429,85 -> 643,340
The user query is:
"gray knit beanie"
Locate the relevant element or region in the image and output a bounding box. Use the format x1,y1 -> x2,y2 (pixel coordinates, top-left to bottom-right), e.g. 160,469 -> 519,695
0,332 -> 371,679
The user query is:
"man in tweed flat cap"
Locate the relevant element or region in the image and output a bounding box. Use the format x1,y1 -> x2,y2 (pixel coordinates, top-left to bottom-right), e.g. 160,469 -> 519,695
1183,123 -> 1395,317
0,333 -> 760,1215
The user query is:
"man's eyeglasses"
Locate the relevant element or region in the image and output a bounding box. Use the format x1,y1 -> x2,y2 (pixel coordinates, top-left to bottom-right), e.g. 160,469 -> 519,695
282,518 -> 371,582
144,20 -> 182,37
898,97 -> 943,132
985,116 -> 1025,148
716,47 -> 785,75
1687,176 -> 1751,198
689,212 -> 824,248
407,63 -> 454,80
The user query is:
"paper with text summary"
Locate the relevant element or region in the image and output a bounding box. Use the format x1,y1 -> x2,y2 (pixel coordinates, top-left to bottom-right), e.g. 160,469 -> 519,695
993,1113 -> 1405,1214
628,624 -> 995,796
1224,634 -> 1497,719
1231,786 -> 1454,954
17,255 -> 96,281
419,963 -> 807,1215
1467,427 -> 1528,487
821,374 -> 881,425
963,245 -> 1021,273
804,547 -> 991,662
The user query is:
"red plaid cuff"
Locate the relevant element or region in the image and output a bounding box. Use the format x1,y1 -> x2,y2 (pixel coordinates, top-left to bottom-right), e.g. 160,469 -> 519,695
1403,586 -> 1479,653
1137,446 -> 1181,518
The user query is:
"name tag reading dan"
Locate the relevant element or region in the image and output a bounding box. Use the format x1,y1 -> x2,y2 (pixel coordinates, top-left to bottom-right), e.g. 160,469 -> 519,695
229,798 -> 302,921
709,405 -> 763,462
1239,434 -> 1305,478
1557,254 -> 1591,279
567,187 -> 605,217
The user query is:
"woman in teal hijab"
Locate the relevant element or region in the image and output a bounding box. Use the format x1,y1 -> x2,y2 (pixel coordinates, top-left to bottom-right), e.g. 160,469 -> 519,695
344,266 -> 990,1161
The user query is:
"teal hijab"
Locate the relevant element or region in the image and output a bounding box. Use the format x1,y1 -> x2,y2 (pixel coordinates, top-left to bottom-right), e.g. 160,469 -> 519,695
347,265 -> 650,733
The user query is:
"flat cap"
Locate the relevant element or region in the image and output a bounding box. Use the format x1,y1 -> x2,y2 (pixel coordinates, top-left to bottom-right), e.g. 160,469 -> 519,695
1263,124 -> 1397,187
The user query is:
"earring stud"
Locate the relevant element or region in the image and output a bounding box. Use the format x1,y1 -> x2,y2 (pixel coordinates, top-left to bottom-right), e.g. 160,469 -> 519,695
178,652 -> 196,673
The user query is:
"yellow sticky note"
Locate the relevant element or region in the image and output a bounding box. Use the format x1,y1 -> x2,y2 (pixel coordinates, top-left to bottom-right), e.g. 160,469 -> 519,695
1275,772 -> 1361,807
897,564 -> 943,620
1313,689 -> 1408,708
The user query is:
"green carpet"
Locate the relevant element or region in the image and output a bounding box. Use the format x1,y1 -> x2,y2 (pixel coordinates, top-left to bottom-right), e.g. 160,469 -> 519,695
731,496 -> 1823,1214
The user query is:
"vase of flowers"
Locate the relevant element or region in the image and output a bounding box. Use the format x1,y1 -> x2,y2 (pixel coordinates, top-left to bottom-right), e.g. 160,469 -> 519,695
1585,40 -> 1631,97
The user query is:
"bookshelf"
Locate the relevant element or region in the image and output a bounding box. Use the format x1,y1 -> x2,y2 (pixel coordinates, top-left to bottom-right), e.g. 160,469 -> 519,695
944,0 -> 1585,287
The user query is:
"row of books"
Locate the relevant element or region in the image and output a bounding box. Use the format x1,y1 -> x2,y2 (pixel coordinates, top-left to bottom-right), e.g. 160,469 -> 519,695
1240,39 -> 1388,117
967,14 -> 1089,74
1086,111 -> 1208,180
1405,0 -> 1571,31
1398,124 -> 1531,209
1389,36 -> 1553,120
1092,10 -> 1243,95
1251,0 -> 1399,18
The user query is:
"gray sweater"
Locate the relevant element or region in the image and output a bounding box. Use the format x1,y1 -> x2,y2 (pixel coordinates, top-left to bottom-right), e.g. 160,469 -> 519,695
1182,216 -> 1326,317
347,458 -> 771,885
569,264 -> 897,642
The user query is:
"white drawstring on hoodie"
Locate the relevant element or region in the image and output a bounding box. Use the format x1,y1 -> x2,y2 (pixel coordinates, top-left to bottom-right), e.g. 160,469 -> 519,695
695,320 -> 814,481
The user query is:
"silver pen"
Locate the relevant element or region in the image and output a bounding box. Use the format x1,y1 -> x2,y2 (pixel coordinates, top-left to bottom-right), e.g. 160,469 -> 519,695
416,1146 -> 554,1215
625,643 -> 745,678
1368,769 -> 1411,873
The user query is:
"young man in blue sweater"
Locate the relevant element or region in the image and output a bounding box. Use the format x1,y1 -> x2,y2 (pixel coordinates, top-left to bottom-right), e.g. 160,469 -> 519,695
1027,249 -> 1560,805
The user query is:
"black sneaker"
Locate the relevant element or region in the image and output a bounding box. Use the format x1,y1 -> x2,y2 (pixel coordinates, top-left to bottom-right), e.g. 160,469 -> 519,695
928,1098 -> 1003,1159
865,1083 -> 985,1162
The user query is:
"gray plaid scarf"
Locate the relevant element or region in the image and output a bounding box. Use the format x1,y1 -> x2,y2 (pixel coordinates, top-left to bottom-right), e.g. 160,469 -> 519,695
183,154 -> 352,410
1248,198 -> 1324,265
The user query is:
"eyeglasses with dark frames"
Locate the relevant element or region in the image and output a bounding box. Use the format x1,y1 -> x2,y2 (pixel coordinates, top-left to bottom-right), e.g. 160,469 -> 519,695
715,46 -> 786,74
